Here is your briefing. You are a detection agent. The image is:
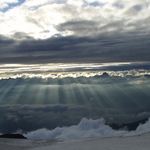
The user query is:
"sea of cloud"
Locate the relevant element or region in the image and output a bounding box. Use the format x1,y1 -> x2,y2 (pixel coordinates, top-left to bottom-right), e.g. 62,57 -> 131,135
25,118 -> 126,140
0,69 -> 149,80
136,118 -> 150,132
25,117 -> 150,141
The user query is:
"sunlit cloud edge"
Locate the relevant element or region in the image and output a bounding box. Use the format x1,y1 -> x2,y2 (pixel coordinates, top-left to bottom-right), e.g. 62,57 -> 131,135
0,62 -> 150,79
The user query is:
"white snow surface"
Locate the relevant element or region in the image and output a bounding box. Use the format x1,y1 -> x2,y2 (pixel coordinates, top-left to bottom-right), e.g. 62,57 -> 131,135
1,118 -> 150,150
30,132 -> 150,150
0,132 -> 150,150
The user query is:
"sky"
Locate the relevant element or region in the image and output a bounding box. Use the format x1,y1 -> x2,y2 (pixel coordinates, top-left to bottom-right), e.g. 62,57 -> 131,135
0,0 -> 150,135
0,0 -> 150,64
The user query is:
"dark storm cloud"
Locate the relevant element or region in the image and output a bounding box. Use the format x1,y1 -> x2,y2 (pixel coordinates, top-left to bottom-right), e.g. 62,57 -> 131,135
0,30 -> 150,64
0,35 -> 15,46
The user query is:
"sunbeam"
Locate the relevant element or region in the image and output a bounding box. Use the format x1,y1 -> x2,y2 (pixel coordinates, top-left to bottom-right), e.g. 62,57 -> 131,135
0,62 -> 150,133
0,78 -> 21,104
17,78 -> 36,104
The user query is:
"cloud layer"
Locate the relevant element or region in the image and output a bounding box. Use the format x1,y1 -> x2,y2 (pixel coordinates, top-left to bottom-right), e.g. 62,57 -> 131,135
0,62 -> 150,79
0,67 -> 150,134
1,0 -> 150,38
25,117 -> 150,140
0,103 -> 150,134
25,118 -> 125,140
0,0 -> 150,63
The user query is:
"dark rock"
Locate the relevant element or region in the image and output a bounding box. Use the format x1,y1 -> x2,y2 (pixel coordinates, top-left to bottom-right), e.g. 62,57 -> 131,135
0,134 -> 27,139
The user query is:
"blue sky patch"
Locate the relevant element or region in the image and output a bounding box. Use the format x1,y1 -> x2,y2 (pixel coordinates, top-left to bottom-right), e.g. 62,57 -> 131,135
1,0 -> 25,12
90,1 -> 104,7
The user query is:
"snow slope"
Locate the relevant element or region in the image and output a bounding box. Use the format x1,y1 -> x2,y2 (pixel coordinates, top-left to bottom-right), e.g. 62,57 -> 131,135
29,132 -> 150,150
1,118 -> 150,150
0,132 -> 150,150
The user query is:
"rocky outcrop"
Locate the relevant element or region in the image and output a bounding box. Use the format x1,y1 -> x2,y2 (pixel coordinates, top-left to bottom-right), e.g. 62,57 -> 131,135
0,134 -> 27,139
